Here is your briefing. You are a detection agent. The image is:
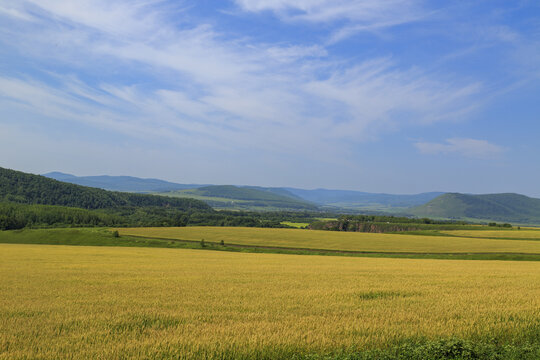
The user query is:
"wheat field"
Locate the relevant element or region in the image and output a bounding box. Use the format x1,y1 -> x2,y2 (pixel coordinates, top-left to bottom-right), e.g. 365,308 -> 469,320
117,226 -> 540,254
1,243 -> 539,359
442,229 -> 540,240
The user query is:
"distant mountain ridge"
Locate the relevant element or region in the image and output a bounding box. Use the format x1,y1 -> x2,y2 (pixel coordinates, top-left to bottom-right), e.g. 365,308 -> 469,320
1,167 -> 211,211
43,172 -> 444,211
158,185 -> 319,211
283,188 -> 444,209
411,193 -> 540,224
44,172 -> 204,192
40,171 -> 540,223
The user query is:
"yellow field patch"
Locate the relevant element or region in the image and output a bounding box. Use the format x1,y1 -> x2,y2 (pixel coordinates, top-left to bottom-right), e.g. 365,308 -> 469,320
117,226 -> 540,253
0,244 -> 539,359
443,229 -> 540,240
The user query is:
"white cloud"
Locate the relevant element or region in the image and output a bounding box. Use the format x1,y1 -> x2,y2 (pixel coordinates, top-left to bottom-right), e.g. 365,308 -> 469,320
0,0 -> 483,165
234,0 -> 422,23
234,0 -> 426,42
415,138 -> 505,159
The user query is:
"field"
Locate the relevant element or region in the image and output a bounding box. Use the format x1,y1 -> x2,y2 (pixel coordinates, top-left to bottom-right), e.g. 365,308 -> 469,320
1,243 -> 539,359
1,226 -> 540,359
116,226 -> 540,254
281,221 -> 310,228
442,229 -> 540,240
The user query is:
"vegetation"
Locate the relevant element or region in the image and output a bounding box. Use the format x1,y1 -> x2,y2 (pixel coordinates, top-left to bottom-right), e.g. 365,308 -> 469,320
283,188 -> 444,209
441,229 -> 540,240
0,166 -> 211,211
410,192 -> 540,224
116,226 -> 540,254
308,214 -> 481,233
0,202 -> 331,230
2,166 -> 540,359
43,171 -> 200,192
159,185 -> 319,211
0,168 -> 340,230
1,244 -> 538,359
1,228 -> 539,261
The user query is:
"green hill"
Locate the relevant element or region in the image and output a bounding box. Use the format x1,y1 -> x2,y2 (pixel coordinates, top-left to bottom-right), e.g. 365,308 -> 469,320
410,193 -> 540,224
43,172 -> 204,192
0,167 -> 212,212
160,185 -> 319,211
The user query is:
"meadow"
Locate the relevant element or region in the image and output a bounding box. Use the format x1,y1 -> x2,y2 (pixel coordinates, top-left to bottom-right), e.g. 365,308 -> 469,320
1,244 -> 539,359
116,226 -> 540,254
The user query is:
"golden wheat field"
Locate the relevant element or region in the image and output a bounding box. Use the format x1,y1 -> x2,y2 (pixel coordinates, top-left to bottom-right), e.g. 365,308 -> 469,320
1,243 -> 539,359
442,229 -> 540,240
117,226 -> 540,253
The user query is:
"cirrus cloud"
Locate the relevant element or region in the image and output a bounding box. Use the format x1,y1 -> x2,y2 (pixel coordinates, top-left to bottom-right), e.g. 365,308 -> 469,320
414,138 -> 505,159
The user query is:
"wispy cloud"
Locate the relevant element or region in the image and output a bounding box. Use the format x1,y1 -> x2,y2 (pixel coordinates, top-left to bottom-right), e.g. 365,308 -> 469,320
0,0 -> 481,162
233,0 -> 423,24
233,0 -> 427,42
414,138 -> 505,159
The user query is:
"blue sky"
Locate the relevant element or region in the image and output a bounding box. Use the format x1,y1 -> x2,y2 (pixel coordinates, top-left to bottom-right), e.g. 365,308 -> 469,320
1,0 -> 539,195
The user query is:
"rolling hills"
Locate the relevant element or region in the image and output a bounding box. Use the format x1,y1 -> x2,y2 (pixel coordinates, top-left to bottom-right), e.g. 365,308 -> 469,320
411,193 -> 540,224
284,188 -> 444,210
1,167 -> 211,211
36,170 -> 540,223
44,172 -> 204,192
42,172 -> 444,212
158,185 -> 319,211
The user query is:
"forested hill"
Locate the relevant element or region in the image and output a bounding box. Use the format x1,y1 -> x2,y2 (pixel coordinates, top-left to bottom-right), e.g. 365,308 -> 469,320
411,193 -> 540,224
160,185 -> 319,211
43,172 -> 203,192
0,167 -> 212,211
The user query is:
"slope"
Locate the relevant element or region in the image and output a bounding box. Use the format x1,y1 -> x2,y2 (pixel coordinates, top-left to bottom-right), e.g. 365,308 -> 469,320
285,188 -> 444,210
43,172 -> 203,192
411,193 -> 540,224
160,185 -> 319,211
1,167 -> 212,211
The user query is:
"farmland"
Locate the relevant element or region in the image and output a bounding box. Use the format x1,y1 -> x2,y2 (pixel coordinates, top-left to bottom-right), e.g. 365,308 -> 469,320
442,229 -> 540,240
117,226 -> 540,254
1,243 -> 539,359
1,225 -> 540,359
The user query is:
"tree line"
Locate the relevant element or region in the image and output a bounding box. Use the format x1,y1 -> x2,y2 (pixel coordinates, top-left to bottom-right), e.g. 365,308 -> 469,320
0,202 -> 327,230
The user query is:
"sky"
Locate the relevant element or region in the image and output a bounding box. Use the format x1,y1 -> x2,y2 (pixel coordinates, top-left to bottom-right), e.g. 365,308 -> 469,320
1,1 -> 539,196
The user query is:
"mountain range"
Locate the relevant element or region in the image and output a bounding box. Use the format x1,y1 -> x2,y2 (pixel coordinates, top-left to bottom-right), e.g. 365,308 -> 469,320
44,172 -> 205,192
42,171 -> 540,224
2,168 -> 211,211
44,172 -> 442,212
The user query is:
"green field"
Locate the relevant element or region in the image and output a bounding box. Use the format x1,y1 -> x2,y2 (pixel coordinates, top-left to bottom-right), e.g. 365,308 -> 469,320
1,244 -> 539,359
117,226 -> 540,254
281,221 -> 310,228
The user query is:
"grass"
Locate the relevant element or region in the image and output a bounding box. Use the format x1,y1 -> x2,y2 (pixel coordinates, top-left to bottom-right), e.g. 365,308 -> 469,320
1,243 -> 539,359
1,228 -> 540,261
442,229 -> 540,240
281,221 -> 310,228
116,226 -> 540,254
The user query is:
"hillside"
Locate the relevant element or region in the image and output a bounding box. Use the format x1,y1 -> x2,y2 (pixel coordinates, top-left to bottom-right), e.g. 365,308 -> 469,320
41,172 -> 447,212
284,188 -> 444,210
242,186 -> 305,200
43,172 -> 203,192
159,185 -> 319,211
411,193 -> 540,224
0,167 -> 212,211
